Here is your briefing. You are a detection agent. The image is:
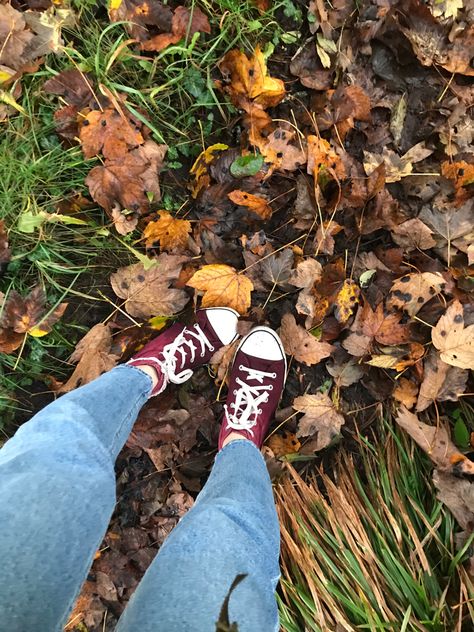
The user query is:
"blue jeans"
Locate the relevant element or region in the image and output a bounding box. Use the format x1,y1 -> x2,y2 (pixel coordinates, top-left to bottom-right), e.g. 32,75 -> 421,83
0,365 -> 280,631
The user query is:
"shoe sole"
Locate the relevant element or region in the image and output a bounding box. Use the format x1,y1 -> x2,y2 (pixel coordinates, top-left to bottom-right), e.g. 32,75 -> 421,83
233,325 -> 288,384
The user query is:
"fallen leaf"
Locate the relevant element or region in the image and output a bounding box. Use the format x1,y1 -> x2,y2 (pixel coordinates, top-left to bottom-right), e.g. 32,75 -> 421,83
419,202 -> 474,263
187,264 -> 253,314
393,377 -> 418,409
416,350 -> 468,412
144,211 -> 191,251
110,255 -> 189,318
431,300 -> 474,370
289,258 -> 322,288
267,431 -> 301,457
307,135 -> 346,183
333,279 -> 360,324
80,107 -> 144,159
255,127 -> 306,172
189,143 -> 229,198
441,160 -> 474,205
227,190 -> 272,219
44,68 -> 95,108
432,471 -> 474,533
315,221 -> 342,256
293,392 -> 345,450
210,339 -> 239,385
279,313 -> 333,366
391,218 -> 436,251
0,220 -> 11,264
387,272 -> 445,317
59,323 -> 120,393
363,143 -> 433,183
326,358 -> 365,387
0,4 -> 34,72
260,249 -> 294,289
396,406 -> 474,476
141,5 -> 210,52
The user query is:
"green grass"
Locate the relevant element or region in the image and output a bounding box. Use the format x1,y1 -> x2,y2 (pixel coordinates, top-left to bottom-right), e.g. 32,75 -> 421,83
276,422 -> 474,631
0,0 -> 299,426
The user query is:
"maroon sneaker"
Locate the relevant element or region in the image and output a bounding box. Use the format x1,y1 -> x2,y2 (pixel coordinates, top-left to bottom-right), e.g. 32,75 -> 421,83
218,326 -> 286,449
127,308 -> 239,396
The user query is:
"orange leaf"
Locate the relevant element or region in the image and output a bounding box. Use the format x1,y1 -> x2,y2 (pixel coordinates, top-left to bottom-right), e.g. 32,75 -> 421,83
187,264 -> 253,314
228,190 -> 272,219
144,211 -> 191,251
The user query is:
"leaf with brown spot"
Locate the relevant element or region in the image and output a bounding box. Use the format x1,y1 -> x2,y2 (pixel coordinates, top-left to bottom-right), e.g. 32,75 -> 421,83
59,323 -> 120,393
333,279 -> 360,325
210,339 -> 239,385
144,211 -> 191,251
432,300 -> 474,370
416,350 -> 468,412
293,392 -> 345,450
387,272 -> 445,317
393,378 -> 418,410
187,264 -> 253,314
396,406 -> 474,476
110,255 -> 189,318
227,190 -> 272,219
307,135 -> 346,183
80,108 -> 144,159
279,313 -> 333,366
254,127 -> 306,173
441,160 -> 474,205
267,431 -> 301,457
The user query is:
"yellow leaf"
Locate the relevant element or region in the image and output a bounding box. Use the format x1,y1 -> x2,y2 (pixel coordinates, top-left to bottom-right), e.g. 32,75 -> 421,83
189,143 -> 229,198
109,0 -> 123,9
334,279 -> 360,324
28,326 -> 50,338
187,264 -> 253,314
143,211 -> 191,251
432,301 -> 474,370
366,354 -> 399,368
148,315 -> 170,331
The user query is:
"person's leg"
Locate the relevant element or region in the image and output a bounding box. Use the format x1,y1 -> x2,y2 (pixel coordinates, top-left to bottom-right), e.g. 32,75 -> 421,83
117,326 -> 286,632
116,440 -> 280,632
0,364 -> 152,632
0,308 -> 238,632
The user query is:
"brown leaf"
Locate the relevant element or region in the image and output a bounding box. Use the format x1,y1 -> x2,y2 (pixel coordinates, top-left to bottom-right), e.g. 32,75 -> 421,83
110,256 -> 189,319
255,127 -> 307,172
187,264 -> 253,315
432,300 -> 474,370
432,471 -> 474,532
393,378 -> 418,410
307,135 -> 346,182
0,220 -> 11,264
144,211 -> 191,251
227,190 -> 272,219
267,431 -> 301,457
289,258 -> 322,288
441,160 -> 474,205
141,5 -> 210,52
391,218 -> 436,251
80,108 -> 144,159
43,68 -> 95,108
279,313 -> 333,366
210,340 -> 239,385
363,143 -> 433,183
395,406 -> 474,476
59,323 -> 120,393
0,4 -> 34,72
326,358 -> 364,387
416,350 -> 468,412
293,392 -> 345,450
315,221 -> 342,256
387,272 -> 445,317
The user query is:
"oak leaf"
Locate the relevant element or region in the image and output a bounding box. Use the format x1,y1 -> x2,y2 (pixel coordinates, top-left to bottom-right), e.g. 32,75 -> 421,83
144,211 -> 191,251
431,300 -> 474,370
396,406 -> 474,476
227,190 -> 272,220
110,255 -> 189,318
80,107 -> 144,159
293,392 -> 345,450
59,323 -> 120,393
279,313 -> 333,366
387,272 -> 445,317
187,264 -> 253,314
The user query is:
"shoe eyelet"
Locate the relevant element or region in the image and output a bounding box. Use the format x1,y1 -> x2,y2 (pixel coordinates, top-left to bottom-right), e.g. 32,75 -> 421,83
239,364 -> 244,370
271,372 -> 277,378
268,385 -> 273,390
200,352 -> 205,358
209,345 -> 215,352
233,389 -> 237,395
257,409 -> 262,414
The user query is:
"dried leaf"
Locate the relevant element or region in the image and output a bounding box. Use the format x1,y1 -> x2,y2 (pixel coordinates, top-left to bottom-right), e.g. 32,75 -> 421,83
432,300 -> 474,370
0,220 -> 11,264
393,378 -> 418,410
110,255 -> 189,318
391,218 -> 436,251
279,313 -> 333,366
267,431 -> 301,457
416,350 -> 468,412
144,211 -> 191,251
289,258 -> 322,288
187,264 -> 253,314
59,323 -> 120,393
293,392 -> 345,450
227,190 -> 272,219
432,471 -> 474,533
141,5 -> 210,52
80,107 -> 144,159
326,358 -> 364,387
387,272 -> 445,316
363,143 -> 433,183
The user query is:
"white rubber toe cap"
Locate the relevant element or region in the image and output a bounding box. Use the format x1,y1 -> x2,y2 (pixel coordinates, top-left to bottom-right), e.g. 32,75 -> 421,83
240,326 -> 285,361
206,308 -> 239,345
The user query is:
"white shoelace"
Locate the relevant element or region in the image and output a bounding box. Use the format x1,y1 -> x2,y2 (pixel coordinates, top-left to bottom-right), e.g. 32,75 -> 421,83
224,366 -> 276,436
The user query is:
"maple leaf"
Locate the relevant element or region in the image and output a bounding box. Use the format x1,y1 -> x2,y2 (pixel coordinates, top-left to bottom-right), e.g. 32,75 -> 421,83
293,392 -> 345,450
227,190 -> 272,220
316,85 -> 371,140
307,135 -> 346,184
343,302 -> 411,357
44,68 -> 95,108
441,160 -> 474,205
141,5 -> 210,52
267,431 -> 301,457
419,203 -> 474,264
279,313 -> 333,366
216,46 -> 285,113
0,286 -> 67,353
144,211 -> 191,251
110,255 -> 189,318
391,218 -> 436,251
416,350 -> 468,412
187,264 -> 253,314
80,107 -> 144,159
58,323 -> 120,393
0,5 -> 34,72
326,358 -> 365,387
252,127 -> 307,173
289,258 -> 322,289
387,272 -> 445,317
396,406 -> 474,476
363,142 -> 433,183
431,300 -> 474,370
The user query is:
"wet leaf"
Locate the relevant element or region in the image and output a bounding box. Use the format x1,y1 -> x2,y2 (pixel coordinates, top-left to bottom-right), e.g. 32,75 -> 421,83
144,211 -> 191,251
187,264 -> 253,314
80,107 -> 144,159
229,153 -> 264,178
416,351 -> 468,412
393,377 -> 418,410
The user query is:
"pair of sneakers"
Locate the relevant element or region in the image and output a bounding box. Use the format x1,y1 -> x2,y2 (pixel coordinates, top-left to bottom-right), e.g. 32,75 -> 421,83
127,308 -> 286,449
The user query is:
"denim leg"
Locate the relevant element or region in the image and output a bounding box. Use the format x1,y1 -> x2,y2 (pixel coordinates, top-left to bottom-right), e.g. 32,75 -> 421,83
117,439 -> 280,632
0,365 -> 151,632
